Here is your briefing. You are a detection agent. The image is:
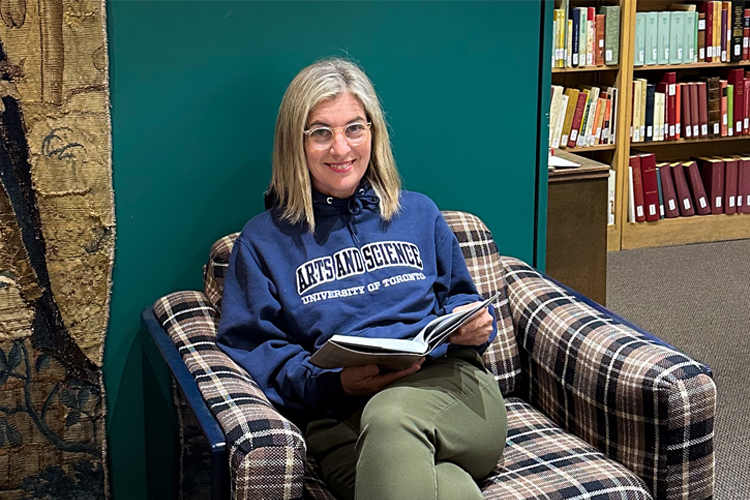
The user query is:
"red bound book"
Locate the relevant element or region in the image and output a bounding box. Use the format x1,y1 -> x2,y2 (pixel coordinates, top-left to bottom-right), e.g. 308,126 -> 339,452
675,83 -> 682,139
691,82 -> 701,137
740,156 -> 750,212
671,162 -> 695,216
702,2 -> 716,62
745,77 -> 750,134
682,84 -> 693,138
737,156 -> 746,211
662,72 -> 677,139
596,14 -> 606,66
697,157 -> 725,214
683,160 -> 711,214
639,154 -> 661,221
697,81 -> 709,137
728,68 -> 745,134
659,163 -> 681,218
567,91 -> 589,148
630,155 -> 647,222
723,157 -> 739,213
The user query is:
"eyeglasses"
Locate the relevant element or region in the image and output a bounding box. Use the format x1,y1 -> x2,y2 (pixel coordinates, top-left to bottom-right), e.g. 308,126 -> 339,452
303,122 -> 371,150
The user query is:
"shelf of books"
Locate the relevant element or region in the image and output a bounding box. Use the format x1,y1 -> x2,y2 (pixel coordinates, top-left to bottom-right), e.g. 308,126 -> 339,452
550,0 -> 631,251
550,0 -> 750,251
620,0 -> 750,249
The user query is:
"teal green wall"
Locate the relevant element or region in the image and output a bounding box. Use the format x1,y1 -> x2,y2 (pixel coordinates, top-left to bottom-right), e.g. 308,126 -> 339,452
106,1 -> 548,498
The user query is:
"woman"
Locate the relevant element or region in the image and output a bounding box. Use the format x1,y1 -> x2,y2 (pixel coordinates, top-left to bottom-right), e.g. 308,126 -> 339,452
217,57 -> 507,500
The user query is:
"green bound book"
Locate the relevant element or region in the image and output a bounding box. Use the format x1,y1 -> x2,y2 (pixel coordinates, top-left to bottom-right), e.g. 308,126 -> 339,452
635,13 -> 646,66
728,84 -> 734,136
657,11 -> 671,64
669,11 -> 685,65
683,11 -> 696,63
645,12 -> 659,65
601,5 -> 620,65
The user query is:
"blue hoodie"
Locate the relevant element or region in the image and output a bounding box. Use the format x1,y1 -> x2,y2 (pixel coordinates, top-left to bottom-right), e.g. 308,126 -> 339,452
216,182 -> 496,423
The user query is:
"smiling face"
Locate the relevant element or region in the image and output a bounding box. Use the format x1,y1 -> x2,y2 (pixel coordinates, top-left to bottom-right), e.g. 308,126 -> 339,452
304,92 -> 371,199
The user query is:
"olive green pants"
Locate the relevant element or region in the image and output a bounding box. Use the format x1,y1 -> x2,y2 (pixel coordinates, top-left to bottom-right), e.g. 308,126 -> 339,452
306,350 -> 507,500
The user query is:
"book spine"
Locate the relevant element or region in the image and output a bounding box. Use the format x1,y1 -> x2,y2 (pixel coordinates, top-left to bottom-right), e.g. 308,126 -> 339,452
675,82 -> 682,139
682,83 -> 693,139
708,76 -> 722,137
635,12 -> 646,66
608,169 -> 616,225
699,12 -> 707,61
722,3 -> 729,61
744,9 -> 750,60
587,7 -> 596,66
698,81 -> 709,137
630,155 -> 646,222
732,0 -> 745,60
568,91 -> 588,148
572,8 -> 581,67
725,158 -> 739,213
604,5 -> 620,65
579,7 -> 588,67
656,165 -> 665,219
646,12 -> 659,65
702,2 -> 715,61
730,68 -> 745,134
646,84 -> 656,142
721,80 -> 729,136
685,11 -> 697,63
670,11 -> 686,64
596,14 -> 606,65
728,83 -> 735,135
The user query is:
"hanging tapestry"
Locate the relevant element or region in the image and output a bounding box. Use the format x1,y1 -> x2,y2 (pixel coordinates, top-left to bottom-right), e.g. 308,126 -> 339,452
0,0 -> 112,497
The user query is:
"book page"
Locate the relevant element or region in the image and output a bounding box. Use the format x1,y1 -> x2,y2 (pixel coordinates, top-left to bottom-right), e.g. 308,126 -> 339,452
416,292 -> 500,350
330,335 -> 428,354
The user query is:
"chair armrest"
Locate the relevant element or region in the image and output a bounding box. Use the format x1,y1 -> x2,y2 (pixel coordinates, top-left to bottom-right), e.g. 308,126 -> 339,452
151,291 -> 307,500
142,306 -> 228,500
501,257 -> 715,500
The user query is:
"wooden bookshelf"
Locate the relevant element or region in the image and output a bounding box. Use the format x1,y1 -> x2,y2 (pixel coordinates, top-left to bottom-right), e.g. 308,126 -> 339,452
621,213 -> 750,249
551,0 -> 632,252
613,1 -> 750,250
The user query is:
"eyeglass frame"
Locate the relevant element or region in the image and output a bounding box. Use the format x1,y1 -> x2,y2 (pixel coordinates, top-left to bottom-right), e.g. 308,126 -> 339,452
303,121 -> 372,150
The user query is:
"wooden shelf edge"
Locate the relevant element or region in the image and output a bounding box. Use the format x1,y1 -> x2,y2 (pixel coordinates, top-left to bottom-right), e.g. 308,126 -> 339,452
552,65 -> 620,73
633,60 -> 750,72
621,213 -> 750,249
630,135 -> 750,147
607,224 -> 621,251
555,144 -> 617,153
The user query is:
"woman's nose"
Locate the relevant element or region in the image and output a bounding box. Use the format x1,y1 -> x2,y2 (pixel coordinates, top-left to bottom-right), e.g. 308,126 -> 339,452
328,130 -> 351,155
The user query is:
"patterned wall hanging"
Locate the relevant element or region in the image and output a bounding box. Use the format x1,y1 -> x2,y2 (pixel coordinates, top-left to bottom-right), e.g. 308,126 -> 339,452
0,0 -> 113,497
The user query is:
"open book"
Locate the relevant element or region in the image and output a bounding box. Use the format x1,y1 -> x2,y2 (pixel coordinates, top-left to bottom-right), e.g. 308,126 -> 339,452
309,292 -> 499,371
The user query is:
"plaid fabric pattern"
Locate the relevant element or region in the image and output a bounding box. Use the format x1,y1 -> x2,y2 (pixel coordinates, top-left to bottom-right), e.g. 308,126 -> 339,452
153,291 -> 311,500
481,397 -> 653,499
204,233 -> 240,311
441,211 -> 521,396
501,257 -> 716,500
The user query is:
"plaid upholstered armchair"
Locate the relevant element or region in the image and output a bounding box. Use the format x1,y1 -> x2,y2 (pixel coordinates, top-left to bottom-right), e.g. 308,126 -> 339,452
142,211 -> 716,500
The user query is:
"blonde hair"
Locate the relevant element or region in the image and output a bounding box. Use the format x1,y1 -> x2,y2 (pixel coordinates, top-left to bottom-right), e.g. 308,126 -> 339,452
269,57 -> 401,232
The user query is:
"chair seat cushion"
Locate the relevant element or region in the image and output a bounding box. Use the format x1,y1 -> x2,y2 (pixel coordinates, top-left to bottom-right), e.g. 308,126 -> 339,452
480,397 -> 653,499
303,397 -> 653,500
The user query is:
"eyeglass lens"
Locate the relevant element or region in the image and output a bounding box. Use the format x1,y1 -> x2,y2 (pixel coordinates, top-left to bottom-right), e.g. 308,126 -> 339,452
308,123 -> 368,148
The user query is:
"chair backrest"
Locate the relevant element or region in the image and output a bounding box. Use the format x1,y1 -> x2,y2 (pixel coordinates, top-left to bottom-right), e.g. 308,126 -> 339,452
203,211 -> 522,396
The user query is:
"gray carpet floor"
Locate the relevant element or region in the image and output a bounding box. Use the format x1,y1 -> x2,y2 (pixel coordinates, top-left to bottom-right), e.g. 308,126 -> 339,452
607,239 -> 750,499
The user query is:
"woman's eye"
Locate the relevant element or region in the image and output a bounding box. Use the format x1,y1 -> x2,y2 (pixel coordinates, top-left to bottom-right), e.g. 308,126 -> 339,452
347,124 -> 364,133
311,128 -> 332,139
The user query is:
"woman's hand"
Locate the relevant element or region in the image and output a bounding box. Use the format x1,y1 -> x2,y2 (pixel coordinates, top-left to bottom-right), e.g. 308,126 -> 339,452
340,359 -> 424,396
448,302 -> 493,346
